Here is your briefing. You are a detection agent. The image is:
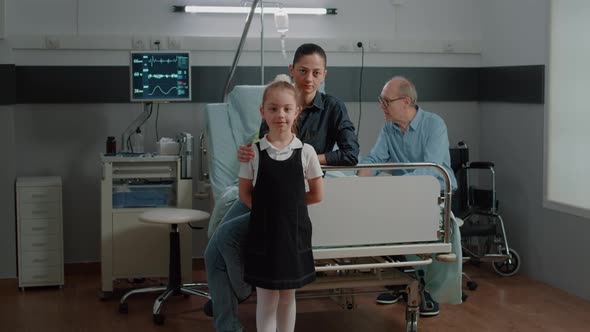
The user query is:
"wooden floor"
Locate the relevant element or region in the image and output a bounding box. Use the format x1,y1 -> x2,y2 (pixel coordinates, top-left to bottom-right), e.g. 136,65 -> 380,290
1,262 -> 590,332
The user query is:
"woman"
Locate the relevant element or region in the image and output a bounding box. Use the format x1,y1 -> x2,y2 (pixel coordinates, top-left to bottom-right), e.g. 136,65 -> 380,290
241,43 -> 358,166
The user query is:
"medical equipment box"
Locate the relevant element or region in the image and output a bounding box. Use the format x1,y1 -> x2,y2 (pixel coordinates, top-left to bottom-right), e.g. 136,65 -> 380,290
112,184 -> 173,208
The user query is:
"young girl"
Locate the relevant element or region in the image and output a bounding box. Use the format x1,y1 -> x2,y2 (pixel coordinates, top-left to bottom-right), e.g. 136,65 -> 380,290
238,80 -> 324,332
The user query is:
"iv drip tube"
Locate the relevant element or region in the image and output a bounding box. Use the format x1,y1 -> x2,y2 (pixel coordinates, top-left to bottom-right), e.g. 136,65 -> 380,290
274,7 -> 289,59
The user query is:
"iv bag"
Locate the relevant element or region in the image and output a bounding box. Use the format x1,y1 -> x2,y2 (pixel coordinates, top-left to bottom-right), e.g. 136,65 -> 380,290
274,8 -> 289,34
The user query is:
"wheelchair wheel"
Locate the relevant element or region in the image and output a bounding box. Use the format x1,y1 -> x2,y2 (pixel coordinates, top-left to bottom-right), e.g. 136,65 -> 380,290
153,313 -> 165,325
493,248 -> 520,277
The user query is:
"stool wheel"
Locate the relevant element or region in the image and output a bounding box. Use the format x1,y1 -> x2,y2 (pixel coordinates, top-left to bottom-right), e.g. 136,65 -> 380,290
99,291 -> 113,301
118,303 -> 129,314
153,313 -> 165,325
467,281 -> 478,291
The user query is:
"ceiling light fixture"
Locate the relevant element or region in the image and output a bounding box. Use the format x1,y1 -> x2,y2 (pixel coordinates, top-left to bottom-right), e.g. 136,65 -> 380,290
172,5 -> 337,15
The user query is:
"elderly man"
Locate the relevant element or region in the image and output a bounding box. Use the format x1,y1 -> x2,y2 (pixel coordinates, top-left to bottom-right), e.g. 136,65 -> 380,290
359,76 -> 457,316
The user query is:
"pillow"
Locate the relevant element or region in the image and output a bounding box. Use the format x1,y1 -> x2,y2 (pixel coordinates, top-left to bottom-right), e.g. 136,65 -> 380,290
205,103 -> 237,203
228,85 -> 265,147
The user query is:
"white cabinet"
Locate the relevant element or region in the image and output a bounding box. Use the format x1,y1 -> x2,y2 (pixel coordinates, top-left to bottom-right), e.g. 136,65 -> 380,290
16,177 -> 64,289
100,156 -> 192,297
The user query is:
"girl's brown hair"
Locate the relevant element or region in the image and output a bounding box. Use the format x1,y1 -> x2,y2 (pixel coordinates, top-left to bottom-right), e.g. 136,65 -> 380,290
262,80 -> 297,105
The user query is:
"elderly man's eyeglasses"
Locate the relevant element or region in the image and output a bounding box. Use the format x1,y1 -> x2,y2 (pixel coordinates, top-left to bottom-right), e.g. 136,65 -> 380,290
378,96 -> 406,107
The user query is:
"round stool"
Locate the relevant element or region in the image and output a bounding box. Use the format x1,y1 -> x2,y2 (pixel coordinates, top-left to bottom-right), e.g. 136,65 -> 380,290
118,208 -> 210,325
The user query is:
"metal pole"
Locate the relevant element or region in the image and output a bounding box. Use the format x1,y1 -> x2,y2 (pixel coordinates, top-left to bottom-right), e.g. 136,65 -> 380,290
260,1 -> 265,84
222,0 -> 261,102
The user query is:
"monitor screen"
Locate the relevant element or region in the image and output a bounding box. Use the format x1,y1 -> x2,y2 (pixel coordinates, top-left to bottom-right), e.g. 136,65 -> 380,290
130,51 -> 192,102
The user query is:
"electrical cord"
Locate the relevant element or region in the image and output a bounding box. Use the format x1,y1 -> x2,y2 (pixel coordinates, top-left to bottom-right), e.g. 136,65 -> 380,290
356,42 -> 365,136
154,41 -> 162,143
128,103 -> 153,152
155,103 -> 160,142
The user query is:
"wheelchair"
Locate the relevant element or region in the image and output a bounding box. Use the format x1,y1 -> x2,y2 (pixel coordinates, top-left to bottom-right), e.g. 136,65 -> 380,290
451,142 -> 521,284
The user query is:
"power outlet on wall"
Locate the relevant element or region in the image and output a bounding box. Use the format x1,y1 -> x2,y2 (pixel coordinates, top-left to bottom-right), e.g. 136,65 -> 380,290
45,36 -> 60,49
443,41 -> 454,53
168,36 -> 182,50
132,36 -> 148,50
368,40 -> 379,52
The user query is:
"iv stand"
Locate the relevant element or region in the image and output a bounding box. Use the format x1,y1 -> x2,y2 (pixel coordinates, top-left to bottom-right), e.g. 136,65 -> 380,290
260,1 -> 264,85
121,102 -> 152,153
223,0 -> 261,102
222,0 -> 289,101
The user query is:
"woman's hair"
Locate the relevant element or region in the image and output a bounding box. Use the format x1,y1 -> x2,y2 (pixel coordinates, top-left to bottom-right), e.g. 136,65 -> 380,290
262,80 -> 299,134
292,43 -> 327,68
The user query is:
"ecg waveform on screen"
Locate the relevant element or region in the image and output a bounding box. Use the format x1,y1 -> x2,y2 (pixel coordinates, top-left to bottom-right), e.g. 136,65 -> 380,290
146,56 -> 178,67
148,85 -> 180,96
133,72 -> 182,79
148,73 -> 179,79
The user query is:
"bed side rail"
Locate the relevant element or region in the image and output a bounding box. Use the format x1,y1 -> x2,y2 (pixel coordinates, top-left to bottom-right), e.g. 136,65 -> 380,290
320,163 -> 453,244
315,258 -> 433,272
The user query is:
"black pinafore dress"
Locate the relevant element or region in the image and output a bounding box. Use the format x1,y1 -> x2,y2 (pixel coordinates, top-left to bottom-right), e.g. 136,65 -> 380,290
243,143 -> 316,290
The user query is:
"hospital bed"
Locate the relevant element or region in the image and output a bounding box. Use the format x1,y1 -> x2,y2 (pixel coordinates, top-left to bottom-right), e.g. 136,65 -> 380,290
199,85 -> 462,332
